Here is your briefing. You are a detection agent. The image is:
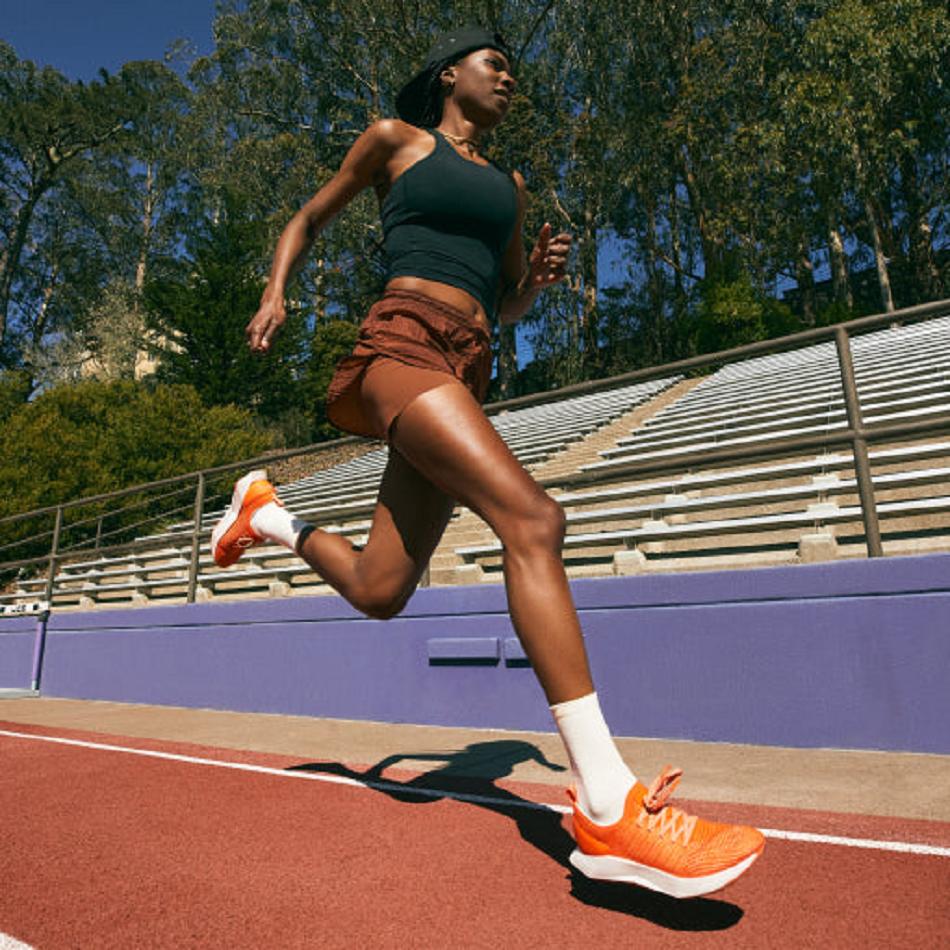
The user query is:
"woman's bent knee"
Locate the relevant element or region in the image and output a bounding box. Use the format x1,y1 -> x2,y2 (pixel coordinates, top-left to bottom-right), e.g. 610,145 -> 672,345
362,596 -> 409,621
349,579 -> 414,620
500,494 -> 566,555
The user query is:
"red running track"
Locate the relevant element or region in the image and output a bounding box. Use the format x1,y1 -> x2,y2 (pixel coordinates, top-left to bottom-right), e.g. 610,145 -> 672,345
1,722 -> 948,949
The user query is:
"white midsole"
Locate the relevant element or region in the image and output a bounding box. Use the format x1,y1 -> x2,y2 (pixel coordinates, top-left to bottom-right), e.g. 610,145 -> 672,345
210,469 -> 267,553
569,848 -> 761,899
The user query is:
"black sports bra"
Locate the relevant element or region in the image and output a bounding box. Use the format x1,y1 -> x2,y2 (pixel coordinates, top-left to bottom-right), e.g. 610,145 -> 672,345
380,128 -> 518,318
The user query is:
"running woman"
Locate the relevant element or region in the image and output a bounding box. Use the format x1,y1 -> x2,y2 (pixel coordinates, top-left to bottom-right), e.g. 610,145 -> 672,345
212,26 -> 764,899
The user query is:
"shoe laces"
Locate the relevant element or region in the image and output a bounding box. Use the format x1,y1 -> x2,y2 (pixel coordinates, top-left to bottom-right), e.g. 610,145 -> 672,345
636,766 -> 697,846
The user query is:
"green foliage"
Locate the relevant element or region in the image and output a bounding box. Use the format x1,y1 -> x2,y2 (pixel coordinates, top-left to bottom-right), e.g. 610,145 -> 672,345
0,42 -> 164,367
299,319 -> 360,440
816,300 -> 858,327
0,380 -> 269,514
0,379 -> 271,567
0,369 -> 31,424
145,197 -> 304,422
692,277 -> 802,357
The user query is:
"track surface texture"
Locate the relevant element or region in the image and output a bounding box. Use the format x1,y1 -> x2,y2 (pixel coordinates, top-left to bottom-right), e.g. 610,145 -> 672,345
2,718 -> 948,949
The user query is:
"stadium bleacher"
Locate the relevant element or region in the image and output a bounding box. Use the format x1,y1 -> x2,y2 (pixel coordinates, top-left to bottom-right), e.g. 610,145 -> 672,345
8,310 -> 950,608
453,315 -> 950,578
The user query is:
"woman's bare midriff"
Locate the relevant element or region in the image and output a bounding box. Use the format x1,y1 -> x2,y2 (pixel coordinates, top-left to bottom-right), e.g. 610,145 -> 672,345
385,276 -> 491,333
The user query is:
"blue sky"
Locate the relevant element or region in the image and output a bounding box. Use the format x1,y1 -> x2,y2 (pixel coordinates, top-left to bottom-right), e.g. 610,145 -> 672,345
1,0 -> 216,79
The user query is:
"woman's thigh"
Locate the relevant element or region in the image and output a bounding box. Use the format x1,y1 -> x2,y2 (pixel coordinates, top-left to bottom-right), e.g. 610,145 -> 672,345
360,358 -> 462,443
388,380 -> 555,535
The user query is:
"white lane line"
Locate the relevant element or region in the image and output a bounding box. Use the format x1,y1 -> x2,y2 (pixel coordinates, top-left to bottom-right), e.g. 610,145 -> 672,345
757,827 -> 950,856
0,933 -> 34,950
2,728 -> 948,858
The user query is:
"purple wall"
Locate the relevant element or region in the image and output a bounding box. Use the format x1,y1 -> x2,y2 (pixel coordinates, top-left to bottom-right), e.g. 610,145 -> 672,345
12,553 -> 950,753
0,615 -> 38,689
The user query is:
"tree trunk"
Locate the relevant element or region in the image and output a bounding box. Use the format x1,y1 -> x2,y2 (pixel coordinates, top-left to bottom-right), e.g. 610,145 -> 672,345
865,197 -> 895,313
135,161 -> 155,292
668,184 -> 691,359
901,157 -> 940,303
646,200 -> 665,364
827,221 -> 852,309
580,204 -> 598,377
669,186 -> 685,305
852,142 -> 894,312
0,186 -> 48,356
31,265 -> 60,349
911,217 -> 940,303
679,145 -> 722,283
795,234 -> 816,327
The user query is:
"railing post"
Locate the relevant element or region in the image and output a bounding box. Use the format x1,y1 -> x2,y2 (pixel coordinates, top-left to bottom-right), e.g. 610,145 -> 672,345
43,505 -> 63,604
834,326 -> 884,557
30,604 -> 51,691
186,473 -> 206,603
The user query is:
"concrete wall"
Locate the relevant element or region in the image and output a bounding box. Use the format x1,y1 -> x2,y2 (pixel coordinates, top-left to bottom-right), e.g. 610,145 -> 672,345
0,614 -> 36,689
3,554 -> 947,753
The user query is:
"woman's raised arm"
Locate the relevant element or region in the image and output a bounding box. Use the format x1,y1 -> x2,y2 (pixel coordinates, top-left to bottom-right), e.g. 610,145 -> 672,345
246,120 -> 405,353
496,171 -> 573,326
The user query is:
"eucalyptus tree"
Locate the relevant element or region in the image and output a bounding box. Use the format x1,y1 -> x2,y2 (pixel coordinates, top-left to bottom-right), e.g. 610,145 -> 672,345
41,62 -> 197,383
513,0 -> 615,380
0,43 -> 144,368
784,0 -> 949,313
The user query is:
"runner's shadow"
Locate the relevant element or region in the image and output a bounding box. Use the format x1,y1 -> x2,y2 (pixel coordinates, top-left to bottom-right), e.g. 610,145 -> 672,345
287,739 -> 742,931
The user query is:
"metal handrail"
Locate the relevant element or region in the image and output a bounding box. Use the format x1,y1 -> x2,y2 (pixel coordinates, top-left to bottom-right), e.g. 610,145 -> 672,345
60,481 -> 197,536
3,297 -> 945,529
0,439 -> 365,527
486,297 -> 950,411
2,296 -> 948,603
59,500 -> 199,554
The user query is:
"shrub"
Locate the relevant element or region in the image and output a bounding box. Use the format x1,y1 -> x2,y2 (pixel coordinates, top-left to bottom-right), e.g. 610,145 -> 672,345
0,380 -> 271,565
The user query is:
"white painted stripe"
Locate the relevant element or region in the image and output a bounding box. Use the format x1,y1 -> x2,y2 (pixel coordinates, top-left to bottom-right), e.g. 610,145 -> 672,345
2,728 -> 948,859
757,827 -> 950,857
0,932 -> 34,950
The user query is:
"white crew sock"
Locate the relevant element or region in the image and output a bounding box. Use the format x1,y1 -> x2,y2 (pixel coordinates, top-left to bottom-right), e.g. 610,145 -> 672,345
250,501 -> 310,553
550,691 -> 637,825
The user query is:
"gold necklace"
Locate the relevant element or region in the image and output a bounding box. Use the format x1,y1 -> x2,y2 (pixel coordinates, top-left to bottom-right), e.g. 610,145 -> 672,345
440,129 -> 481,156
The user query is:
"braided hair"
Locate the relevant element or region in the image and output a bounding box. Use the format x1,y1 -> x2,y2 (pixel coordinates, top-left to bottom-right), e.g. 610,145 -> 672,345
415,55 -> 461,128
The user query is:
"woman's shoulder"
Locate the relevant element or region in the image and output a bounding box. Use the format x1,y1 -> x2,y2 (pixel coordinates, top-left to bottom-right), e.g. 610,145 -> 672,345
348,120 -> 435,183
365,118 -> 431,149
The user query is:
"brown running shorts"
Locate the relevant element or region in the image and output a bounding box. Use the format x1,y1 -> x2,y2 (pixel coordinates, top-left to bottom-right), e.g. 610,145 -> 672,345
326,289 -> 493,441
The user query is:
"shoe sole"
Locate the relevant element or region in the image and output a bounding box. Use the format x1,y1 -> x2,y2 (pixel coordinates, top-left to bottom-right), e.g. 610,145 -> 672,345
569,846 -> 762,899
210,469 -> 269,567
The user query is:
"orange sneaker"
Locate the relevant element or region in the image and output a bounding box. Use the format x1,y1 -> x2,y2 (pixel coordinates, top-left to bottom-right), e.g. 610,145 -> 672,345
210,470 -> 281,568
568,766 -> 765,899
